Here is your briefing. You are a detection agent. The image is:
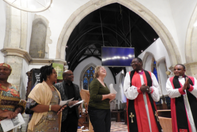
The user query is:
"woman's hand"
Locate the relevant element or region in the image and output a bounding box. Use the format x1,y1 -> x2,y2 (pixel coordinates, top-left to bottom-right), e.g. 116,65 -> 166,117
108,93 -> 116,100
14,107 -> 23,114
51,105 -> 62,112
0,111 -> 17,119
102,93 -> 116,101
57,105 -> 67,115
109,93 -> 116,102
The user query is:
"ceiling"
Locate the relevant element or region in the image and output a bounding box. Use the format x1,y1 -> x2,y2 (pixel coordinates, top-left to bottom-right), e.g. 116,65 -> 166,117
66,3 -> 159,82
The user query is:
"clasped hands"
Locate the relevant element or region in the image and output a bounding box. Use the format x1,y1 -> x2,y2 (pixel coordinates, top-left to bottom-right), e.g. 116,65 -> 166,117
182,77 -> 190,91
140,84 -> 151,93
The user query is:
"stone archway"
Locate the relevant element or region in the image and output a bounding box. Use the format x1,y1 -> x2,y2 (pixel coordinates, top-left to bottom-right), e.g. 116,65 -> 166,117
186,4 -> 197,63
185,4 -> 197,77
56,0 -> 180,67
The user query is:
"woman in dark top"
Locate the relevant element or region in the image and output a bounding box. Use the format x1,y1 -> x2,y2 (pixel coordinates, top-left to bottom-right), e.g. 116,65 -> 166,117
88,66 -> 116,132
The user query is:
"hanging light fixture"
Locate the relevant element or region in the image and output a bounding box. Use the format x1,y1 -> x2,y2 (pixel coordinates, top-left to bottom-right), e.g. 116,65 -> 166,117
2,0 -> 53,13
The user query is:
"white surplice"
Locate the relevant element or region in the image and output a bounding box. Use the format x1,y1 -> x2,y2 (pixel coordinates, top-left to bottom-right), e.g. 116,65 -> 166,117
123,71 -> 161,132
166,76 -> 197,132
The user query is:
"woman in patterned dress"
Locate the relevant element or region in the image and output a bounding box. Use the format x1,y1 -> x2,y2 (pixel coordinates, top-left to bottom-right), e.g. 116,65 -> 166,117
27,65 -> 66,132
0,63 -> 25,132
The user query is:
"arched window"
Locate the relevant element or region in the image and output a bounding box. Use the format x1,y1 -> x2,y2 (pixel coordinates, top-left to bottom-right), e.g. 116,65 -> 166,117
83,66 -> 95,90
152,60 -> 158,81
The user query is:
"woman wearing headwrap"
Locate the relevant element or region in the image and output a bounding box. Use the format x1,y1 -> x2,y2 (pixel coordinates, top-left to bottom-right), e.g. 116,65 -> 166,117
0,63 -> 26,132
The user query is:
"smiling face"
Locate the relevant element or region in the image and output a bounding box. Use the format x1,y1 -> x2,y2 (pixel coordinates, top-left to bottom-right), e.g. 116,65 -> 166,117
131,58 -> 142,71
63,70 -> 74,82
174,65 -> 185,77
0,66 -> 11,80
98,66 -> 107,77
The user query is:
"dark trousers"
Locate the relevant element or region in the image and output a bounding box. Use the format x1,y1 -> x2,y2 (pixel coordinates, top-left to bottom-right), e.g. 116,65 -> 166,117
88,106 -> 111,132
61,112 -> 78,132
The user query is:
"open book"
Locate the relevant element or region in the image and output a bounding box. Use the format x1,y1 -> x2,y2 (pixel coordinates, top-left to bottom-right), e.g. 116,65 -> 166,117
1,113 -> 25,132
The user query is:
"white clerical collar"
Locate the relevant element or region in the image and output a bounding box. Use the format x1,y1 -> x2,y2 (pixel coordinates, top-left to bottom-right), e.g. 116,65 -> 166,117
179,76 -> 183,79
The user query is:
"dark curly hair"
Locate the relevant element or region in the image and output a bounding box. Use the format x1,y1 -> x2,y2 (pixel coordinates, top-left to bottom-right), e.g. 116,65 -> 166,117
175,64 -> 185,70
40,64 -> 54,82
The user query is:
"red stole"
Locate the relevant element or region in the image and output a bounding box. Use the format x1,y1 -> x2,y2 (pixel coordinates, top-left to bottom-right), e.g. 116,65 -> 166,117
169,76 -> 195,132
127,71 -> 159,132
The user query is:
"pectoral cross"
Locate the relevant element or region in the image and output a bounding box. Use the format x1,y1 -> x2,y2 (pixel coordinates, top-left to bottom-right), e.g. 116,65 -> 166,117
155,111 -> 159,122
129,112 -> 135,123
38,50 -> 43,57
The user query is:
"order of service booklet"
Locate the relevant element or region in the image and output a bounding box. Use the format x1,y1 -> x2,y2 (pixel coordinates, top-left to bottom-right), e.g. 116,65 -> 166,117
59,98 -> 74,106
69,100 -> 84,108
1,113 -> 25,132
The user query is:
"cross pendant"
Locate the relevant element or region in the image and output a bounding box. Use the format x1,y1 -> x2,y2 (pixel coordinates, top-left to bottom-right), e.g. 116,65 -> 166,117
129,112 -> 135,123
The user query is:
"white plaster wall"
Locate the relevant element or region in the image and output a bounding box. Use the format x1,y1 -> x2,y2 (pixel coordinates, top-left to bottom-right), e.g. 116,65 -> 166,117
158,60 -> 168,96
169,0 -> 197,63
137,0 -> 197,63
73,56 -> 114,89
23,0 -> 197,63
0,1 -> 6,62
134,0 -> 180,60
139,38 -> 171,96
35,0 -> 89,59
139,38 -> 171,69
28,64 -> 43,71
144,55 -> 153,71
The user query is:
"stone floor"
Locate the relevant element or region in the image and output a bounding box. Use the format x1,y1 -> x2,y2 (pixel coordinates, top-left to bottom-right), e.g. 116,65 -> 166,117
77,121 -> 128,132
110,121 -> 128,132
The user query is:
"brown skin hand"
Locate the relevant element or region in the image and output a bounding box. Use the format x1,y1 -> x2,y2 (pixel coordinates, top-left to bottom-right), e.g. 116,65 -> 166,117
140,84 -> 150,93
131,58 -> 150,93
173,65 -> 189,90
182,77 -> 190,90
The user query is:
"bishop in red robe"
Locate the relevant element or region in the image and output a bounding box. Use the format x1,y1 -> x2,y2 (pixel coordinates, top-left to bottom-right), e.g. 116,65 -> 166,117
124,57 -> 162,132
166,64 -> 197,132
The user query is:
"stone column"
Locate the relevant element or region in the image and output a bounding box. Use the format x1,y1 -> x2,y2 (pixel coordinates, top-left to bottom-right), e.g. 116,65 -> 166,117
185,62 -> 197,79
2,4 -> 28,132
3,2 -> 28,92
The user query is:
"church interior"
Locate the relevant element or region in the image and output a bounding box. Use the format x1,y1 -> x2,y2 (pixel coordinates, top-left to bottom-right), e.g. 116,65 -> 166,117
1,0 -> 197,131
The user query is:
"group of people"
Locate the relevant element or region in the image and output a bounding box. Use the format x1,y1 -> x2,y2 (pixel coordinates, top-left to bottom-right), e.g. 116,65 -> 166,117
0,57 -> 197,132
123,58 -> 197,132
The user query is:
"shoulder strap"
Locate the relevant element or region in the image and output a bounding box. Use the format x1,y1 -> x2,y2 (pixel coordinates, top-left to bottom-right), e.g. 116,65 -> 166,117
144,70 -> 152,87
129,70 -> 135,86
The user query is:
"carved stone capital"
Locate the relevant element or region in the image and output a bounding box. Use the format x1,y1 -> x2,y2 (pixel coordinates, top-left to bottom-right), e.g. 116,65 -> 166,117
1,48 -> 32,62
1,48 -> 67,65
185,62 -> 197,78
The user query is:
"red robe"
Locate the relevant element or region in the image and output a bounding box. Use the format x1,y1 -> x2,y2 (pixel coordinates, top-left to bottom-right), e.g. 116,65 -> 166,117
169,76 -> 197,132
126,70 -> 161,132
